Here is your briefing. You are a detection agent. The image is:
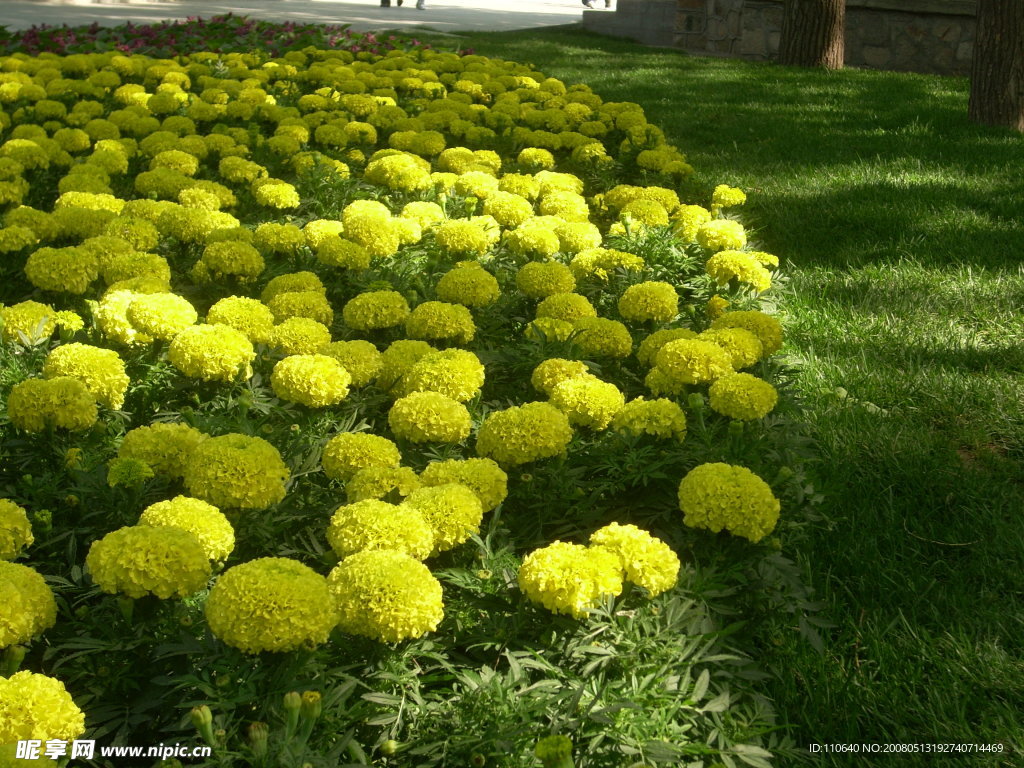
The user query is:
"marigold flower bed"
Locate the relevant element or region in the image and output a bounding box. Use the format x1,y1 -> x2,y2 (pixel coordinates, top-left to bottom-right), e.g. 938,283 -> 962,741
0,42 -> 808,766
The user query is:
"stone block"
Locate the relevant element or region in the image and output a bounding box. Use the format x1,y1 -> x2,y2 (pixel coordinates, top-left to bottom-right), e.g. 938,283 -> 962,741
739,30 -> 767,56
862,45 -> 891,69
956,41 -> 973,61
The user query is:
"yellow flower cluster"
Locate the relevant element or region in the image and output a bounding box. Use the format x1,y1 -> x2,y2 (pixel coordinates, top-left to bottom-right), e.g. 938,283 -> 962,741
118,422 -> 207,479
0,561 -> 56,647
677,463 -> 781,543
205,558 -> 337,653
0,672 -> 85,744
42,343 -> 129,410
328,499 -> 434,560
709,373 -> 779,421
418,457 -> 508,512
549,375 -> 625,430
271,354 -> 351,407
137,496 -> 235,563
182,434 -> 289,510
388,392 -> 471,444
86,525 -> 211,599
322,432 -> 401,481
589,522 -> 680,596
476,402 -> 573,466
167,324 -> 255,382
7,377 -> 97,432
402,483 -> 484,554
518,541 -> 623,618
328,549 -> 444,643
611,397 -> 688,440
0,500 -> 33,561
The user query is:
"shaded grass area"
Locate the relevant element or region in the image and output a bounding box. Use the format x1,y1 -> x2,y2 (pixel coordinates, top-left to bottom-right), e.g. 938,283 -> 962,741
427,25 -> 1024,766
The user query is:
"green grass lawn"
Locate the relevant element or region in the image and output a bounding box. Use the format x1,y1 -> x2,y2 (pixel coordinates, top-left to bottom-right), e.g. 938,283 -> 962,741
424,25 -> 1024,766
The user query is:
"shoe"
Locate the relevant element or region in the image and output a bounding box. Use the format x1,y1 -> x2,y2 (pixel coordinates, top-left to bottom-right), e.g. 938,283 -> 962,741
604,0 -> 611,6
416,0 -> 424,8
397,0 -> 403,5
380,0 -> 390,6
582,0 -> 594,7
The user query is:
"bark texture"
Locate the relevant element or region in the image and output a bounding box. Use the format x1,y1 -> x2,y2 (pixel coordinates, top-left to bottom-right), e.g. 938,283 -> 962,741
969,0 -> 1024,131
778,0 -> 846,69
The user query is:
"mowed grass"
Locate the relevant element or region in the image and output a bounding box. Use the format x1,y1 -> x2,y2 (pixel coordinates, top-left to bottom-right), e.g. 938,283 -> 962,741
420,26 -> 1024,766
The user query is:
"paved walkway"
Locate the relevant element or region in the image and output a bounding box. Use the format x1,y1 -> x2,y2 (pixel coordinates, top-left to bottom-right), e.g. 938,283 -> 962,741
1,0 -> 609,34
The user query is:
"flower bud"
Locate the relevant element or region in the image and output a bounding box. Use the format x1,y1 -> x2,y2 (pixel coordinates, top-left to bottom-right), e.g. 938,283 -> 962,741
248,722 -> 269,759
300,690 -> 321,722
379,740 -> 399,757
190,705 -> 216,747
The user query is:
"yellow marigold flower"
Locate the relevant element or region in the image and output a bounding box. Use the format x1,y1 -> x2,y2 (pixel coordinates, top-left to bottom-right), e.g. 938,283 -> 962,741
711,184 -> 746,208
569,247 -> 644,281
0,671 -> 84,744
405,301 -> 476,345
435,263 -> 500,308
182,434 -> 289,511
205,558 -> 337,653
678,463 -> 780,543
0,500 -> 33,561
476,402 -> 573,466
711,310 -> 784,356
611,397 -> 687,440
0,561 -> 55,648
536,292 -> 595,324
433,219 -> 493,258
518,541 -> 623,618
253,222 -> 305,256
549,375 -> 625,430
42,343 -> 129,410
317,238 -> 371,271
498,172 -> 541,200
327,499 -> 433,560
342,290 -> 410,332
707,294 -> 730,321
388,392 -> 471,444
539,190 -> 590,222
617,281 -> 679,324
401,483 -> 483,555
400,201 -> 446,230
118,422 -> 208,480
168,324 -> 254,382
524,317 -> 575,343
251,177 -> 300,208
376,339 -> 436,391
261,271 -> 325,303
0,225 -> 39,253
620,198 -> 669,227
654,338 -> 733,386
206,296 -> 276,344
670,204 -> 712,243
346,466 -> 421,502
696,219 -> 747,252
554,220 -> 602,253
699,327 -> 764,369
329,549 -> 444,643
571,316 -> 633,358
515,261 -> 576,299
269,317 -> 332,356
530,358 -> 589,397
24,246 -> 99,294
419,457 -> 508,513
364,152 -> 432,193
266,291 -> 334,326
322,432 -> 401,482
7,377 -> 97,433
705,250 -> 772,293
138,496 -> 234,563
453,171 -> 500,200
517,147 -> 556,172
102,251 -> 171,287
106,457 -> 155,488
303,219 -> 345,250
198,240 -> 264,282
398,349 -> 485,403
503,225 -> 561,259
86,525 -> 211,599
636,328 -> 698,367
589,522 -> 680,596
271,354 -> 351,408
708,373 -> 779,421
126,292 -> 197,341
322,340 -> 382,387
482,190 -> 534,228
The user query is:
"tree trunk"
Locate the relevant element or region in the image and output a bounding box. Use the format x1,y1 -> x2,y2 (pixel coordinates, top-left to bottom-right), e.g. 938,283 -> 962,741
778,0 -> 846,69
968,0 -> 1024,131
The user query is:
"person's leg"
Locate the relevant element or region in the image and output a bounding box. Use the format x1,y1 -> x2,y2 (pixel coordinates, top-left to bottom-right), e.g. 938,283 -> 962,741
416,0 -> 424,8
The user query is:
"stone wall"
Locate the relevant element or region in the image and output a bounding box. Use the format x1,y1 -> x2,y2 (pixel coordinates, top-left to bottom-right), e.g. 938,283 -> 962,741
583,0 -> 977,77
